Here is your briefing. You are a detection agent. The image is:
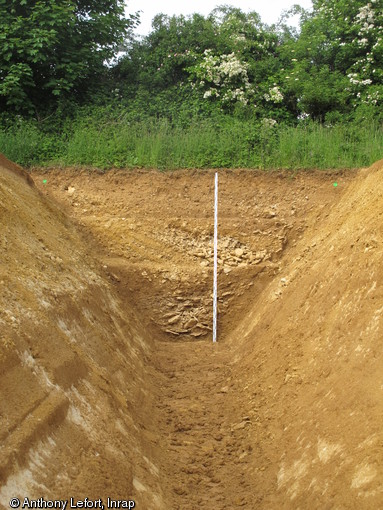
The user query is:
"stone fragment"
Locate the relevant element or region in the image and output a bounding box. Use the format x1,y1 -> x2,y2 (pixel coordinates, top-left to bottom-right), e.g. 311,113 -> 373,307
190,331 -> 203,337
232,421 -> 249,431
168,315 -> 181,325
184,318 -> 198,329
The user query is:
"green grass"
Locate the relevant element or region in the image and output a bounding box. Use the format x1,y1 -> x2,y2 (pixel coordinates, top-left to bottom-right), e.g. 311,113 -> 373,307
0,115 -> 382,170
276,123 -> 383,169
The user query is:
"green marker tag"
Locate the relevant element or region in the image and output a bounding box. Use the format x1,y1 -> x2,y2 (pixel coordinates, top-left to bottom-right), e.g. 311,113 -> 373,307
43,179 -> 47,184
333,182 -> 338,187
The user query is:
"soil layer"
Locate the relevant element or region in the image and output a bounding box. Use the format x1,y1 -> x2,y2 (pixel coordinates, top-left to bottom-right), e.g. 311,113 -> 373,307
2,160 -> 383,509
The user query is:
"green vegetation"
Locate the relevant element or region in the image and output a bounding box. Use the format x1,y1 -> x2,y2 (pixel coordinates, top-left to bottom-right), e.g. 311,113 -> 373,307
0,1 -> 382,170
0,0 -> 138,116
1,113 -> 381,170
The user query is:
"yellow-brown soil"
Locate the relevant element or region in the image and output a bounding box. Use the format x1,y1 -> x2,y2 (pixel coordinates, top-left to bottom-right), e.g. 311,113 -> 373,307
1,155 -> 383,509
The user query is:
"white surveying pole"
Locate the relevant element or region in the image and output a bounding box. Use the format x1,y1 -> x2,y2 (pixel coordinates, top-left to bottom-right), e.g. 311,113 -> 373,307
213,172 -> 218,343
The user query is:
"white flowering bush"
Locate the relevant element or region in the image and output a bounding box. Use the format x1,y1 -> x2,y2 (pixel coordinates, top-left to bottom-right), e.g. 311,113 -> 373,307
261,118 -> 277,128
283,0 -> 383,119
188,49 -> 254,107
264,86 -> 284,103
346,2 -> 383,107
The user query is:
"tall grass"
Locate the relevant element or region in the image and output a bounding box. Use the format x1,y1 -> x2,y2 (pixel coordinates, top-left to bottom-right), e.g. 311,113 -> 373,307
276,123 -> 383,169
0,115 -> 382,170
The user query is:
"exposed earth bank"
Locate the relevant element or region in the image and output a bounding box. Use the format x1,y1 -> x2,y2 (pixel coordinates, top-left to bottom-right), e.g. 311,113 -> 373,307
2,156 -> 383,509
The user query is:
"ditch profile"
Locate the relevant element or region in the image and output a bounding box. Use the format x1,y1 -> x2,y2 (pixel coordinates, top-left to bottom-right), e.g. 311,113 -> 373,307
2,156 -> 383,509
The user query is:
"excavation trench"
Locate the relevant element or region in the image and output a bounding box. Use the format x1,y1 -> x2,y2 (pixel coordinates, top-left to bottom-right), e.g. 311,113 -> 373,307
32,167 -> 344,345
28,167 -> 357,508
5,161 -> 383,509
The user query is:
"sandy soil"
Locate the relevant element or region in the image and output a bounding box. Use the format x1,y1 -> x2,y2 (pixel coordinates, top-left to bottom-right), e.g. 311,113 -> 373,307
31,167 -> 355,345
2,155 -> 383,509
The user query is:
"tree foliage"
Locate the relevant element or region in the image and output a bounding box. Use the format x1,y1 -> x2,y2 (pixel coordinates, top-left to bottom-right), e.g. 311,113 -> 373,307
0,0 -> 137,115
281,0 -> 383,120
114,7 -> 289,120
1,1 -> 383,125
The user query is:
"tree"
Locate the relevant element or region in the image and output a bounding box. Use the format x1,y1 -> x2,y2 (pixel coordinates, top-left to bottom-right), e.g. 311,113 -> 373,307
186,7 -> 287,118
115,7 -> 289,119
113,12 -> 220,119
282,0 -> 383,121
116,13 -> 218,92
0,0 -> 138,116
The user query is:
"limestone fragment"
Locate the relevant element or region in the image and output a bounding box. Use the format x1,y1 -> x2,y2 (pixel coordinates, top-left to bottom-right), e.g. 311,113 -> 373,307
168,315 -> 181,325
